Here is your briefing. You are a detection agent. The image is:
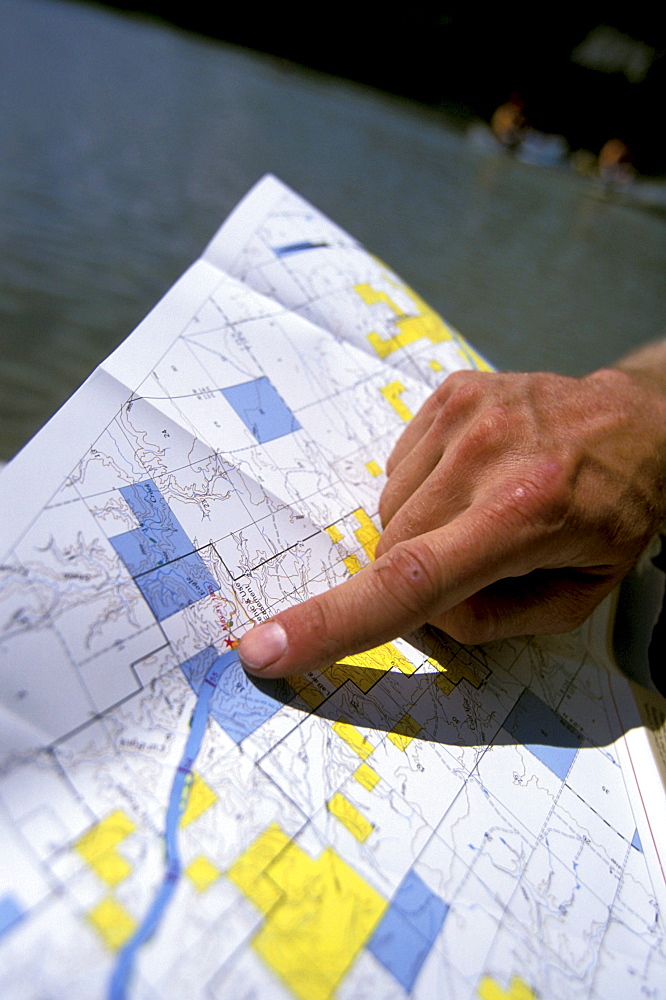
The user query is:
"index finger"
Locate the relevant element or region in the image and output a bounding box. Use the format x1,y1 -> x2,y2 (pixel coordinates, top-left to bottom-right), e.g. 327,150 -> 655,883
237,500 -> 543,678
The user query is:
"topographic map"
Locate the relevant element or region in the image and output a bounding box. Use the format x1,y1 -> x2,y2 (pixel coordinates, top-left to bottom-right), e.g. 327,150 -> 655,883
0,176 -> 665,1000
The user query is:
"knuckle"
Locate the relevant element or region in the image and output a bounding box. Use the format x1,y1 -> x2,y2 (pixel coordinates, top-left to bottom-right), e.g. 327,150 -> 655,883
480,404 -> 511,443
490,459 -> 572,535
432,370 -> 486,415
441,368 -> 484,392
445,375 -> 485,411
452,405 -> 511,462
370,540 -> 439,619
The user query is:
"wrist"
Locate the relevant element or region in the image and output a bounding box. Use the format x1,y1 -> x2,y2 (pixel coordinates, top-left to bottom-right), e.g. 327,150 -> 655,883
609,339 -> 666,398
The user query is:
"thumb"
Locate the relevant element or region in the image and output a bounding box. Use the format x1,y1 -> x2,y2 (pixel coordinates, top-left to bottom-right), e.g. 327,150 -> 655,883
237,514 -> 522,677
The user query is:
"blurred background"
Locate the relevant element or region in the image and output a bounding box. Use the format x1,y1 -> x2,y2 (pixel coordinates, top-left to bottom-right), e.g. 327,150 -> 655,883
1,0 -> 664,461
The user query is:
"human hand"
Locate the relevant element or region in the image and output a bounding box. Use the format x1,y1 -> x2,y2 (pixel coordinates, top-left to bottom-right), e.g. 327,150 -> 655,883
239,360 -> 666,678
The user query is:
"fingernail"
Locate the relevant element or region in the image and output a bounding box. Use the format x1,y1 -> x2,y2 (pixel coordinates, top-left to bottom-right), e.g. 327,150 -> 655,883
238,621 -> 288,673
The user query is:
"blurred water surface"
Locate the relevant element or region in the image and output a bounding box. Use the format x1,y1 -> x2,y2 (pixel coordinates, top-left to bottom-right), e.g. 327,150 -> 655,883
1,0 -> 664,460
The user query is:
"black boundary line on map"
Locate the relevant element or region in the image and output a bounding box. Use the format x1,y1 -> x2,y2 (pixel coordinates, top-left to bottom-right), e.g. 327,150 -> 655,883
46,628 -> 174,749
221,529 -> 324,583
0,758 -> 105,933
124,504 -> 380,586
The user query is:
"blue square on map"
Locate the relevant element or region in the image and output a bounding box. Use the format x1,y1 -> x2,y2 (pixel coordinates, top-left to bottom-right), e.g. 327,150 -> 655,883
208,657 -> 293,744
181,646 -> 222,693
504,688 -> 580,781
120,481 -> 192,559
391,870 -> 449,943
0,895 -> 24,940
368,907 -> 432,992
221,377 -> 301,444
179,646 -> 294,746
111,480 -> 197,577
135,552 -> 219,621
368,871 -> 449,992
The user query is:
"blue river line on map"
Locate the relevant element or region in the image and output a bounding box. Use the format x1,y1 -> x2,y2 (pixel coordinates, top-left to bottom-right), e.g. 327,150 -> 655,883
108,650 -> 235,1000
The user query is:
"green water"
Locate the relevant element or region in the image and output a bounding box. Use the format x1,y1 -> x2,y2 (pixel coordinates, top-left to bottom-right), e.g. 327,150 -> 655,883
1,0 -> 664,460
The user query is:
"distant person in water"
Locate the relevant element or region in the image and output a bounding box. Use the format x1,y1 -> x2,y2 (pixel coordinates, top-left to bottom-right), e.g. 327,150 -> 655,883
490,93 -> 526,150
599,138 -> 635,184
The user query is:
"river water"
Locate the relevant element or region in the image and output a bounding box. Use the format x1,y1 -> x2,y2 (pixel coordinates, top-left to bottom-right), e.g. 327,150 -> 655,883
1,0 -> 664,461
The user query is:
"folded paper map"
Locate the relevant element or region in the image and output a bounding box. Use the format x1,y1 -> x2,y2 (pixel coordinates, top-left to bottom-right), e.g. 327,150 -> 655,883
1,176 -> 664,999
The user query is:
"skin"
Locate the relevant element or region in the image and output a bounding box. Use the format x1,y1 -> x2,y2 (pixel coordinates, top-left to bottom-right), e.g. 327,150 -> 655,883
238,341 -> 666,678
